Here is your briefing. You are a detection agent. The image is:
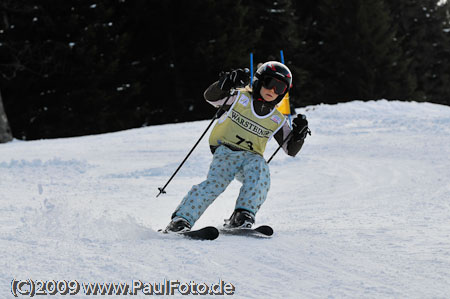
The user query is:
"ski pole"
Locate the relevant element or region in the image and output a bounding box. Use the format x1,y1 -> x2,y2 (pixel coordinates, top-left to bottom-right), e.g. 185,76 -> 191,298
266,130 -> 293,164
267,126 -> 310,164
156,95 -> 231,197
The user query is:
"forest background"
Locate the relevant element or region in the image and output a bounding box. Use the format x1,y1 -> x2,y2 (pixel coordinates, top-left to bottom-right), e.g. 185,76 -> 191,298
0,0 -> 449,141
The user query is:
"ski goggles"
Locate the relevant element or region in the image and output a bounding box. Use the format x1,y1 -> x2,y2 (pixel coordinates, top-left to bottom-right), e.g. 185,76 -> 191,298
261,76 -> 288,95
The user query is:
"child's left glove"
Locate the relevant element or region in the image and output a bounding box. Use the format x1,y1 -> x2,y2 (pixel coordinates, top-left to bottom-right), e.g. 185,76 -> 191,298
292,114 -> 311,141
218,68 -> 250,91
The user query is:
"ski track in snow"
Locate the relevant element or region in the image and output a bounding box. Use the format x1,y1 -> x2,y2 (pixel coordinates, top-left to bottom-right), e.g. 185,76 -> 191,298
1,100 -> 450,298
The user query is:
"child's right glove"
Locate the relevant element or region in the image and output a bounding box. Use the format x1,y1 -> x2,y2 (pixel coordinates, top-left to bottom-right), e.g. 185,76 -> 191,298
218,68 -> 250,91
292,114 -> 311,141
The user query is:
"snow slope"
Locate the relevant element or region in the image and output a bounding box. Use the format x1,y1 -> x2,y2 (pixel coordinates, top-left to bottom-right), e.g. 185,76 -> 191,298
1,100 -> 450,298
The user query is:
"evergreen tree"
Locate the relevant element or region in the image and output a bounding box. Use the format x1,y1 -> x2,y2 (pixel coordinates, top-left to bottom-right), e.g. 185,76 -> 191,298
386,0 -> 450,103
2,0 -> 448,140
122,0 -> 259,125
1,0 -> 133,139
1,0 -> 260,139
242,0 -> 298,61
241,0 -> 307,110
309,0 -> 415,102
0,90 -> 13,142
290,0 -> 323,106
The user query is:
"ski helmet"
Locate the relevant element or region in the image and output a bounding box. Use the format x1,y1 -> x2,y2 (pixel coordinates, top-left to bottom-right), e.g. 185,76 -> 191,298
252,61 -> 292,105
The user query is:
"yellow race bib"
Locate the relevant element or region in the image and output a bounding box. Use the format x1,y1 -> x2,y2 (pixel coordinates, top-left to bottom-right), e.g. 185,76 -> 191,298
209,91 -> 286,156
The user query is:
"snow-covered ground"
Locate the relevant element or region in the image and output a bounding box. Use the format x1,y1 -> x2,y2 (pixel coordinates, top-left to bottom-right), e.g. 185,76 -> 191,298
1,100 -> 450,298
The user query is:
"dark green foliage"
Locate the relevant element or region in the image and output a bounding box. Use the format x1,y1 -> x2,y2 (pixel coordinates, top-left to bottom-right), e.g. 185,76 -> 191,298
298,0 -> 415,104
386,0 -> 450,104
0,0 -> 449,139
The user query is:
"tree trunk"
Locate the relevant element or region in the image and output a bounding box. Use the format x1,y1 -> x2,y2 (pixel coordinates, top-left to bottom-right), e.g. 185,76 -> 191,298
0,89 -> 13,143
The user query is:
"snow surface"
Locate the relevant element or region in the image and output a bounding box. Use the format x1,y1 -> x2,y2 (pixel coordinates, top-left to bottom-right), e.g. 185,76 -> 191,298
1,100 -> 450,298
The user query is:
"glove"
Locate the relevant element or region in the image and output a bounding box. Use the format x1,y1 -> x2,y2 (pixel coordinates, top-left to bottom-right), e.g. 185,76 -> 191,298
218,68 -> 250,91
292,114 -> 311,140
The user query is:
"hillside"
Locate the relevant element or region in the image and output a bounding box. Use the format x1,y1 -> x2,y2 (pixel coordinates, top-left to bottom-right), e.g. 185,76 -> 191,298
1,100 -> 450,298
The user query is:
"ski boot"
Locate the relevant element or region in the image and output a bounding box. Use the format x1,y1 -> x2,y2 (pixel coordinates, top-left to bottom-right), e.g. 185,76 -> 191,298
164,216 -> 192,233
224,209 -> 255,229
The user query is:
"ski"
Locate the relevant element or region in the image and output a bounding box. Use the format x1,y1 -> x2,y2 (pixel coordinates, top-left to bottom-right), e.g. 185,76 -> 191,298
160,226 -> 219,241
220,225 -> 273,238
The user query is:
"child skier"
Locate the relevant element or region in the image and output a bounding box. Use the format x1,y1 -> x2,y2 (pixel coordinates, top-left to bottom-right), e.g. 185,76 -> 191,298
164,61 -> 310,232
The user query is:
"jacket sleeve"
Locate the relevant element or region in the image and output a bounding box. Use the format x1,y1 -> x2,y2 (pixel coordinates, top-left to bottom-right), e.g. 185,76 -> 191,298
273,121 -> 305,157
204,81 -> 237,110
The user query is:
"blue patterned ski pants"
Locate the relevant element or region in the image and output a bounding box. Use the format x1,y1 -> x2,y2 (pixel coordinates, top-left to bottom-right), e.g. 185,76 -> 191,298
172,145 -> 271,226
